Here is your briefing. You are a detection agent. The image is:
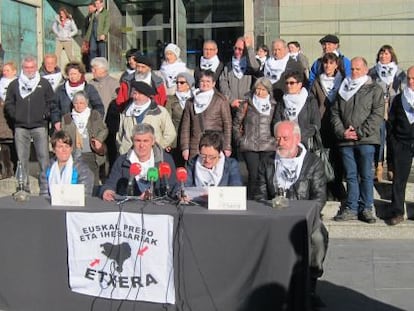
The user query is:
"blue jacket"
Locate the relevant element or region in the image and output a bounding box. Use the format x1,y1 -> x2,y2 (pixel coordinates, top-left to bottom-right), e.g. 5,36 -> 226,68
185,155 -> 243,187
100,144 -> 177,198
308,53 -> 351,89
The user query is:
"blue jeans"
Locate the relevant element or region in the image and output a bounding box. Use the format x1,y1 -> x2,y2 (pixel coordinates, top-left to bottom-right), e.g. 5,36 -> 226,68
89,39 -> 107,60
340,144 -> 375,213
15,127 -> 49,187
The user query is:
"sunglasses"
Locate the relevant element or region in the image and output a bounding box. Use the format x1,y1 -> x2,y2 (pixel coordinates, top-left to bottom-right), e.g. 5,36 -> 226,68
285,81 -> 299,85
176,81 -> 187,85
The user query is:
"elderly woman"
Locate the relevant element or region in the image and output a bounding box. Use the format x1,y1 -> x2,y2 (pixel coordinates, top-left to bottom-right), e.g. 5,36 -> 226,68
61,91 -> 108,185
185,131 -> 242,187
232,77 -> 276,198
368,45 -> 406,181
273,70 -> 321,148
51,61 -> 104,132
159,43 -> 189,96
39,130 -> 94,196
165,72 -> 195,166
181,70 -> 232,160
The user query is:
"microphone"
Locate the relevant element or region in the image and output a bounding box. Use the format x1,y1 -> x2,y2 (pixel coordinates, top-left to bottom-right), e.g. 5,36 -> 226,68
176,167 -> 188,199
146,167 -> 159,200
158,162 -> 172,196
127,163 -> 141,196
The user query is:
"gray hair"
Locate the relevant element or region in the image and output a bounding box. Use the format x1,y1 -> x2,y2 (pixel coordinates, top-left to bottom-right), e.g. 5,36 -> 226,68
72,91 -> 89,105
131,123 -> 155,139
90,57 -> 109,71
253,77 -> 273,95
273,120 -> 301,137
21,55 -> 37,67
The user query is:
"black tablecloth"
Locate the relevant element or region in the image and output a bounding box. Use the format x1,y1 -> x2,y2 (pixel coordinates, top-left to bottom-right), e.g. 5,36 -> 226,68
0,196 -> 317,311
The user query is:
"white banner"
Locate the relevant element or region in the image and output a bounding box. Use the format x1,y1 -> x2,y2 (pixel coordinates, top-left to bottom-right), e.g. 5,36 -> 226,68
66,212 -> 175,304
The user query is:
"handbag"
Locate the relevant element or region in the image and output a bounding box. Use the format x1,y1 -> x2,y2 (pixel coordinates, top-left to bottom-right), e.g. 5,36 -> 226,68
308,126 -> 335,182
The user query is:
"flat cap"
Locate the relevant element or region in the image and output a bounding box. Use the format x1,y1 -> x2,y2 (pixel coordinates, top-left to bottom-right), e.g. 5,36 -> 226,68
130,81 -> 156,97
319,34 -> 339,44
135,54 -> 153,68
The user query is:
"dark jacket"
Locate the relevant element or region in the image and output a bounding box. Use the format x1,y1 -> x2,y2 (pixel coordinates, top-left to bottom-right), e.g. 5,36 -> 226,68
387,93 -> 414,145
39,156 -> 94,196
232,97 -> 277,152
272,57 -> 306,102
330,77 -> 384,146
255,150 -> 327,213
99,144 -> 177,198
5,78 -> 54,129
273,94 -> 321,148
51,82 -> 104,126
185,155 -> 243,187
194,62 -> 224,89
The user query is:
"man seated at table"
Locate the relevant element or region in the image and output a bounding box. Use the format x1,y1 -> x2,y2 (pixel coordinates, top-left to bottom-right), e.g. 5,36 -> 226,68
39,130 -> 94,196
254,120 -> 328,307
101,123 -> 177,201
185,131 -> 243,187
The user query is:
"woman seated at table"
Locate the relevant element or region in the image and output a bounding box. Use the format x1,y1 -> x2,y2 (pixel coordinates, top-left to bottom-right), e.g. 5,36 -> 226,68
185,131 -> 243,187
39,130 -> 94,196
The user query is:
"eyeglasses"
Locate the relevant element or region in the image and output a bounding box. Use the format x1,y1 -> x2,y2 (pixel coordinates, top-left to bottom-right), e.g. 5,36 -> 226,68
176,81 -> 187,85
234,47 -> 244,52
285,81 -> 299,85
199,154 -> 219,161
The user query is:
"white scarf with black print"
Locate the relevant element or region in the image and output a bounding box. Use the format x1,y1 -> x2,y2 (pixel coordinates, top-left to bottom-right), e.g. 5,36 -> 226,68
338,75 -> 368,101
283,88 -> 308,121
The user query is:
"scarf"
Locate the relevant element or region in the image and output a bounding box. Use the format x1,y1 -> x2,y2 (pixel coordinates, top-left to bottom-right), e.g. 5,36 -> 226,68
256,55 -> 267,71
200,55 -> 220,72
193,89 -> 214,114
48,155 -> 74,190
42,71 -> 62,91
0,76 -> 16,101
319,72 -> 342,104
273,144 -> 306,191
402,86 -> 414,124
71,107 -> 91,136
283,88 -> 308,120
338,75 -> 369,101
194,152 -> 225,186
252,94 -> 271,116
125,99 -> 151,117
65,80 -> 85,101
18,71 -> 41,99
160,61 -> 187,88
264,54 -> 290,84
68,75 -> 85,87
375,61 -> 398,86
232,56 -> 247,79
289,52 -> 299,61
175,90 -> 192,110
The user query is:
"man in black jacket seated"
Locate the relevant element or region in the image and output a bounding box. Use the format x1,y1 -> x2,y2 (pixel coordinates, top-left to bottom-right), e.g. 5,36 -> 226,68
254,120 -> 328,306
100,123 -> 177,201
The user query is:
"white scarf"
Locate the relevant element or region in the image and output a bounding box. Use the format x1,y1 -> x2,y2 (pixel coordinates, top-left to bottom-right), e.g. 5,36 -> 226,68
128,149 -> 155,181
375,61 -> 398,86
125,99 -> 151,117
0,76 -> 16,101
264,54 -> 290,84
338,75 -> 369,101
402,86 -> 414,124
48,155 -> 74,189
18,71 -> 41,99
319,72 -> 342,104
289,52 -> 299,60
71,107 -> 91,136
252,94 -> 271,116
194,89 -> 214,114
200,55 -> 220,72
256,55 -> 267,71
175,90 -> 192,110
194,151 -> 225,186
274,144 -> 306,191
232,56 -> 247,79
65,81 -> 85,101
160,61 -> 187,88
42,71 -> 62,91
283,88 -> 308,120
135,72 -> 152,86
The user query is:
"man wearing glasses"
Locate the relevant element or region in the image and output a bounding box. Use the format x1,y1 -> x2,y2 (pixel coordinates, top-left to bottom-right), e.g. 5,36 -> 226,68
194,40 -> 224,88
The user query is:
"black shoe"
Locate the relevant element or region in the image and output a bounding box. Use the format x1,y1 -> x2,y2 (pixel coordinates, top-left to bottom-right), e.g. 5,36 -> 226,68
386,214 -> 404,226
358,209 -> 376,224
333,208 -> 358,221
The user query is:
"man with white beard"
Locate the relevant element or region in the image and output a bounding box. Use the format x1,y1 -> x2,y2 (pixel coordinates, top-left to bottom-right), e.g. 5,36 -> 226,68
5,55 -> 54,192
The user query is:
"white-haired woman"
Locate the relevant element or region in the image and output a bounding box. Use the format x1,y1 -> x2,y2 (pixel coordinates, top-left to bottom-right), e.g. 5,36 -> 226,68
159,43 -> 189,95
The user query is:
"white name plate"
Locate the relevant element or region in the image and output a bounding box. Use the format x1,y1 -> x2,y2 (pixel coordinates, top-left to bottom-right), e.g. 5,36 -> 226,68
208,186 -> 246,211
50,184 -> 85,206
